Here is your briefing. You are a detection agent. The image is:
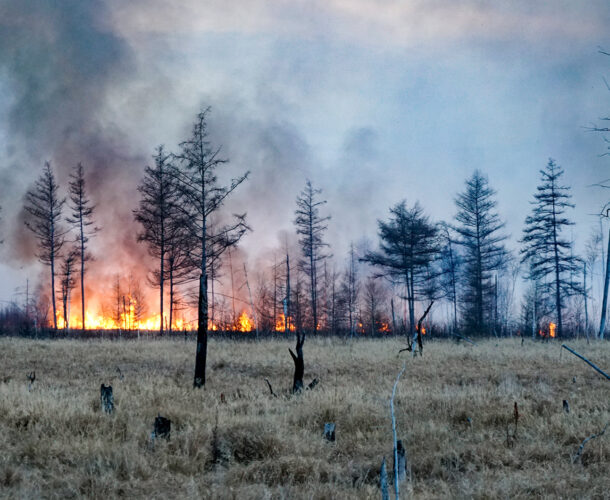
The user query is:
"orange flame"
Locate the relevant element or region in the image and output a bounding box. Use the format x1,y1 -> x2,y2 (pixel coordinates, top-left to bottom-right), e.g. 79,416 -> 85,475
275,313 -> 295,332
234,311 -> 253,332
549,322 -> 556,338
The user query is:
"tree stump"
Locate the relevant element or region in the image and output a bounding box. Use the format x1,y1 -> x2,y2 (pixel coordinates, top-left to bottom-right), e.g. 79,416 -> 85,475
153,414 -> 171,439
100,384 -> 114,414
380,457 -> 390,500
324,423 -> 336,442
289,332 -> 305,393
394,440 -> 407,483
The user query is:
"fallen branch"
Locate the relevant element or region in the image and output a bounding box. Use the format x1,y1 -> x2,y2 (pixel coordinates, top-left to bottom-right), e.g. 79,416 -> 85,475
264,378 -> 276,397
561,344 -> 610,380
452,333 -> 477,345
572,423 -> 608,464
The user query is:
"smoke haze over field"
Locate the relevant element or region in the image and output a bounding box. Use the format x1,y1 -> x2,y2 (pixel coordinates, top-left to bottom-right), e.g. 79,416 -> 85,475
0,1 -> 609,308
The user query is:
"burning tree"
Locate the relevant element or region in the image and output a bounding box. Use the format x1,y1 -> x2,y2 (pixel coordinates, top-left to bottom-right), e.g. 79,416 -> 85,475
66,163 -> 98,331
453,170 -> 507,335
175,107 -> 249,388
520,159 -> 582,338
362,201 -> 439,349
23,162 -> 67,330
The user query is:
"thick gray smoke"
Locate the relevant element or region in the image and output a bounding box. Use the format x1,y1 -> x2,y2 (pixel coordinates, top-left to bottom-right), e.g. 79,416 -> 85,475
0,0 -> 149,277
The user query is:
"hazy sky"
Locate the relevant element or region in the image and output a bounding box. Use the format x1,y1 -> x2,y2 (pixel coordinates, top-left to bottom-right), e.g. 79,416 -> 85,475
1,0 -> 609,304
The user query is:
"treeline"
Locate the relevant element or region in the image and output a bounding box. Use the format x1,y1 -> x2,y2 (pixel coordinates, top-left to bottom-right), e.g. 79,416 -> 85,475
1,108 -> 609,349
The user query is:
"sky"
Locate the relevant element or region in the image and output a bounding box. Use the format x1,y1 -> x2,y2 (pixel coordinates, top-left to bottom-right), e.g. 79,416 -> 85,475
0,0 -> 609,305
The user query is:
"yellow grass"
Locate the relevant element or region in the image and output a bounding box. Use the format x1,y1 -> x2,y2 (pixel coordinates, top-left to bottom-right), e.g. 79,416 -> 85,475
0,336 -> 608,499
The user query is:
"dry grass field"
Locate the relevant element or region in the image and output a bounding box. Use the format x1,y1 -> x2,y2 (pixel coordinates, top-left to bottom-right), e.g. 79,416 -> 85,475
0,335 -> 608,499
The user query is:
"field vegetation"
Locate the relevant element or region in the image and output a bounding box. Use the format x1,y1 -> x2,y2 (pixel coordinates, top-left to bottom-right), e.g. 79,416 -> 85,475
0,336 -> 608,499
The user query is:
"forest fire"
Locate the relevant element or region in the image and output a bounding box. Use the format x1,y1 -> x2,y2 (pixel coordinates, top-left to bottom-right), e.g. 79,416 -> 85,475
56,309 -> 193,331
234,311 -> 254,332
549,322 -> 556,338
275,313 -> 295,332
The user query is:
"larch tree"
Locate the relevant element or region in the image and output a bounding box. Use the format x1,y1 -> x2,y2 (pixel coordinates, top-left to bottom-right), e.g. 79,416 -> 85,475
294,179 -> 330,334
521,159 -> 583,338
24,162 -> 67,330
342,242 -> 360,338
362,201 -> 439,349
175,107 -> 249,388
59,247 -> 78,330
438,222 -> 460,333
453,170 -> 507,335
66,163 -> 98,331
134,145 -> 179,335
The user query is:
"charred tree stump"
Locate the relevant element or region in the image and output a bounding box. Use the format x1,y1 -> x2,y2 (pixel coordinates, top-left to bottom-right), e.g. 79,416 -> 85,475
100,384 -> 114,414
27,371 -> 36,392
394,440 -> 407,484
289,331 -> 305,393
153,414 -> 171,440
324,423 -> 336,442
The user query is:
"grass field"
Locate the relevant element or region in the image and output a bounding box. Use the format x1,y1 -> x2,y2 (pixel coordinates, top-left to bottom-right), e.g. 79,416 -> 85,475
0,336 -> 608,499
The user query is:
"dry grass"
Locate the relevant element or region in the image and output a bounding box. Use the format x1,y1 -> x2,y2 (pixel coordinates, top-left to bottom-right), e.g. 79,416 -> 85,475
0,336 -> 608,499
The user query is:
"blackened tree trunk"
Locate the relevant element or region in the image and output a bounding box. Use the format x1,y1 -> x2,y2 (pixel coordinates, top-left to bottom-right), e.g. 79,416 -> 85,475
289,331 -> 305,393
194,273 -> 208,387
173,108 -> 249,389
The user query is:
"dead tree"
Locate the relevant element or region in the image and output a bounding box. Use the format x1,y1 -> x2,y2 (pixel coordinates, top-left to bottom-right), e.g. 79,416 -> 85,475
66,163 -> 98,331
600,228 -> 610,339
289,331 -> 305,393
134,146 -> 179,335
24,162 -> 67,330
174,107 -> 249,388
561,344 -> 610,379
59,248 -> 78,330
294,180 -> 331,334
399,301 -> 433,356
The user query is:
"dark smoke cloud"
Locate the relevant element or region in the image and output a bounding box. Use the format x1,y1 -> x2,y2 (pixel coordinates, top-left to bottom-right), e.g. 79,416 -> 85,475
0,0 -> 151,281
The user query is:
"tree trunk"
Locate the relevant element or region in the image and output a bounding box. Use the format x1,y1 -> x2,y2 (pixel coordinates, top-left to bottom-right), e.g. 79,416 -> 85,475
193,273 -> 208,388
51,255 -> 57,330
159,249 -> 164,335
600,228 -> 610,339
80,228 -> 85,331
169,269 -> 174,334
289,332 -> 305,393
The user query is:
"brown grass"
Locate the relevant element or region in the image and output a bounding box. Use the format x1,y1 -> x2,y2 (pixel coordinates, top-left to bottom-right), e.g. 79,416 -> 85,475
0,336 -> 608,499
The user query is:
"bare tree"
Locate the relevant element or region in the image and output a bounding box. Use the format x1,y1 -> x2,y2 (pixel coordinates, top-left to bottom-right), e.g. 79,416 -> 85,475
134,145 -> 179,335
24,162 -> 67,330
342,242 -> 360,337
66,163 -> 98,331
294,180 -> 331,334
175,107 -> 249,388
59,248 -> 78,330
438,222 -> 460,333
